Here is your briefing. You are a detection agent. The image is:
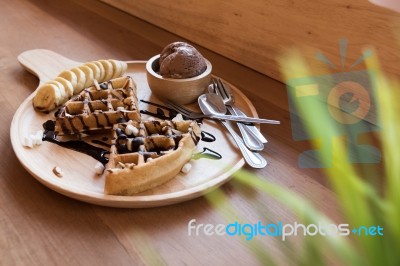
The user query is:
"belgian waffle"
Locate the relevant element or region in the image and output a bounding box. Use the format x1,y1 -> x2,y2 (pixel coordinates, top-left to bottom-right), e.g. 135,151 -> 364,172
105,119 -> 201,195
55,76 -> 140,135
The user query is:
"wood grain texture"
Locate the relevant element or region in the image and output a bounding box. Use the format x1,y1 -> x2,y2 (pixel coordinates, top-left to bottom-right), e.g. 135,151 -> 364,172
0,0 -> 351,264
99,0 -> 398,126
100,0 -> 400,82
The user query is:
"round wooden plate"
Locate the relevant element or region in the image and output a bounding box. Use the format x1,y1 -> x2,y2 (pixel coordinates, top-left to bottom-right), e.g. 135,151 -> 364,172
10,49 -> 259,208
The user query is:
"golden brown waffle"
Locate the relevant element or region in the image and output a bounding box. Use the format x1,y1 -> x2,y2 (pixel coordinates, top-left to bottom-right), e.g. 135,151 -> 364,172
105,119 -> 201,195
55,76 -> 140,135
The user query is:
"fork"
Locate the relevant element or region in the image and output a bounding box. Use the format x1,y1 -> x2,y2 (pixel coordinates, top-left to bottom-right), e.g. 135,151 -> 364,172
214,78 -> 268,143
166,101 -> 267,168
166,101 -> 281,124
166,102 -> 207,119
213,79 -> 266,151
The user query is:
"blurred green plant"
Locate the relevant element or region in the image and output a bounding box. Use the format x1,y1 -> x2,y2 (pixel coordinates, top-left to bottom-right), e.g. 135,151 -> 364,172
204,49 -> 400,265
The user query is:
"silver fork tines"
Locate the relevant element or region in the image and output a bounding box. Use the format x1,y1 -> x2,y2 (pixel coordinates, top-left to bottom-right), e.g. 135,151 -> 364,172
213,78 -> 267,150
215,79 -> 231,103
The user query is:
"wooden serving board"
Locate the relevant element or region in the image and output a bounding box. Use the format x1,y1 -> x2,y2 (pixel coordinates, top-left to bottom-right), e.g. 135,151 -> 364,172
11,49 -> 259,208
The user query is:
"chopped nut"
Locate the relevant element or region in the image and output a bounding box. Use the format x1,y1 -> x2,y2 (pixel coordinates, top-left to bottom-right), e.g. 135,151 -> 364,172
181,163 -> 192,174
30,134 -> 39,145
35,130 -> 43,145
23,135 -> 33,148
94,162 -> 105,175
172,113 -> 184,122
23,130 -> 43,148
52,166 -> 64,177
125,124 -> 138,136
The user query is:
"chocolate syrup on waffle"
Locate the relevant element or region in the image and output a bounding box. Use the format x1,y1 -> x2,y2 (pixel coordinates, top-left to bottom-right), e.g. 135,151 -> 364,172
42,120 -> 109,165
43,102 -> 220,165
139,100 -> 216,143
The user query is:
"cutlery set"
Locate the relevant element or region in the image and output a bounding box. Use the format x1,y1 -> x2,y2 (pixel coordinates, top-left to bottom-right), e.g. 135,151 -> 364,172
167,78 -> 280,168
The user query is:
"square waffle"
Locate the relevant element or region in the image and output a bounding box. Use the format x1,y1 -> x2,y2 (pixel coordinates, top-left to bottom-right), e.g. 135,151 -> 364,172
105,119 -> 201,195
55,76 -> 140,135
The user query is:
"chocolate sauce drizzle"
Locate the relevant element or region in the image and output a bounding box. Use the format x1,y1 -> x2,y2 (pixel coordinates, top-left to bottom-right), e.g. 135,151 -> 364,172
140,100 -> 216,143
91,140 -> 111,148
42,98 -> 221,165
192,148 -> 222,160
201,131 -> 216,142
42,120 -> 109,165
54,79 -> 138,135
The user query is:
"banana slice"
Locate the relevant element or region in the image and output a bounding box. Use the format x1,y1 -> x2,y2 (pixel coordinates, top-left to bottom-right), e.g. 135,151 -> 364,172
54,77 -> 74,99
84,62 -> 101,82
33,83 -> 61,112
46,80 -> 67,105
109,59 -> 123,79
120,61 -> 127,75
58,70 -> 77,89
34,59 -> 127,112
70,67 -> 86,94
78,65 -> 94,88
115,60 -> 127,77
92,61 -> 105,82
99,60 -> 114,81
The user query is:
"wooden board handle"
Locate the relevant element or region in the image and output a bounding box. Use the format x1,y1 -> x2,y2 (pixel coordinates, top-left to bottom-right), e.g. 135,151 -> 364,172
17,49 -> 81,84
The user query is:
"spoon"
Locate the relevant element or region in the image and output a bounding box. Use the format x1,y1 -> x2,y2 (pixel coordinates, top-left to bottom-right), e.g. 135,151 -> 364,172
208,84 -> 265,151
212,80 -> 268,143
198,94 -> 280,124
198,93 -> 267,168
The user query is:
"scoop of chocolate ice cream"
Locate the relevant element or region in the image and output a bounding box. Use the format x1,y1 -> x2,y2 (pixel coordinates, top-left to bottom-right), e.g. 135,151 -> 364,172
159,42 -> 207,79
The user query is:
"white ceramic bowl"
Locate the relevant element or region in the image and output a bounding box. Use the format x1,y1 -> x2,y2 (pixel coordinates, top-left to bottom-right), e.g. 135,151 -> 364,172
146,54 -> 212,105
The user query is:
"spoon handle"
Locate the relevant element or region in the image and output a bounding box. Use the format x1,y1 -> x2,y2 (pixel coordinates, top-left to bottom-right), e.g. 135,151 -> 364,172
212,114 -> 280,124
221,120 -> 267,168
227,106 -> 265,151
231,107 -> 268,143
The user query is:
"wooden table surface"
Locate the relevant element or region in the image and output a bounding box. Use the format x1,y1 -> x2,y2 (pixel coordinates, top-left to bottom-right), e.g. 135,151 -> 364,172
0,0 -> 342,265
